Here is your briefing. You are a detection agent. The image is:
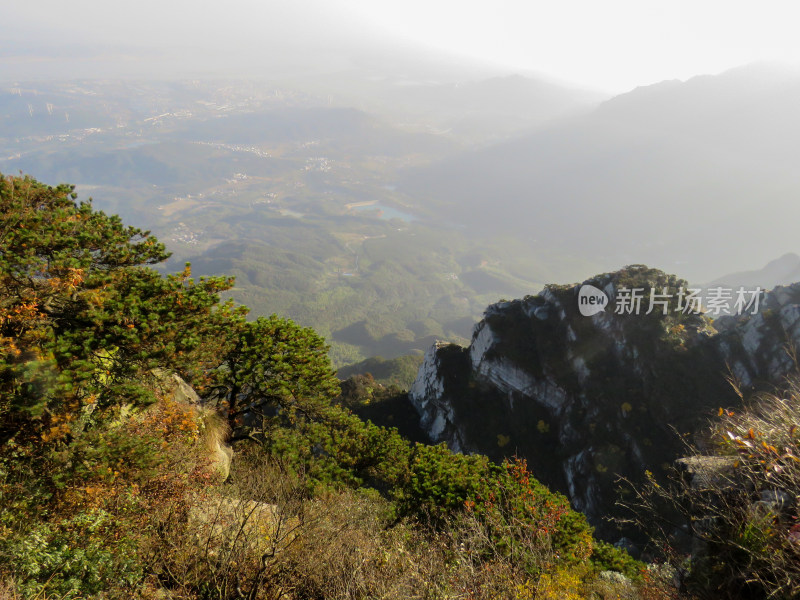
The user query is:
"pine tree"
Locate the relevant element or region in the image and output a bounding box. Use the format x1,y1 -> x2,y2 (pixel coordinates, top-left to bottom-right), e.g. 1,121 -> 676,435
0,173 -> 244,445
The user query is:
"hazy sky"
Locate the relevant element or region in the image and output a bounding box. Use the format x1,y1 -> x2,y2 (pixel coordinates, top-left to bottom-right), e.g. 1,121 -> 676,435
4,0 -> 800,91
349,0 -> 800,91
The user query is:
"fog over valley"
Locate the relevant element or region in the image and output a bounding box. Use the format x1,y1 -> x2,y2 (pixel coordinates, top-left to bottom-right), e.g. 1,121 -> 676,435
4,47 -> 800,362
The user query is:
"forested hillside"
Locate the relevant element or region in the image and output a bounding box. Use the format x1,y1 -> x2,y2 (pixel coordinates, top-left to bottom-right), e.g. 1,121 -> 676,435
0,174 -> 653,599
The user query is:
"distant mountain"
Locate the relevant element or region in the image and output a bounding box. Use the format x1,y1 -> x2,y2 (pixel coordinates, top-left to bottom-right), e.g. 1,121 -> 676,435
701,252 -> 800,290
399,63 -> 800,282
361,74 -> 604,139
285,69 -> 605,145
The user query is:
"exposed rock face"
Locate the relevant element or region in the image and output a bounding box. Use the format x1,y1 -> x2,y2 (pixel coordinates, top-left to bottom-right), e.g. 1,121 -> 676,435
153,370 -> 234,480
411,342 -> 469,452
408,266 -> 800,538
675,456 -> 739,491
714,282 -> 800,388
189,494 -> 285,555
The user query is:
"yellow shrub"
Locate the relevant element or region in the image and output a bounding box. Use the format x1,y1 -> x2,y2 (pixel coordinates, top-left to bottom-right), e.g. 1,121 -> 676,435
535,568 -> 585,600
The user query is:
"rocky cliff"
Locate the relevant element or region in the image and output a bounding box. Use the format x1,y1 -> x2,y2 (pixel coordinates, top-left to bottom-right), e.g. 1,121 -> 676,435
409,266 -> 800,539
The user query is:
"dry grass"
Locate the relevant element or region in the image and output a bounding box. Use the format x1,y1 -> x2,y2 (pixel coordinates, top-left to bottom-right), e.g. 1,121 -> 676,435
622,379 -> 800,598
135,447 -> 683,600
0,581 -> 19,600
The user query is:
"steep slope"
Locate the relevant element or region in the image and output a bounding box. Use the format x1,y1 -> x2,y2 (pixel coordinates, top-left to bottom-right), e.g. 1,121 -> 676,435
409,265 -> 800,539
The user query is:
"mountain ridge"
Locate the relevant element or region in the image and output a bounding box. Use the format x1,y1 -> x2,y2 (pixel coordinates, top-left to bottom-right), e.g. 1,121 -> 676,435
399,63 -> 800,282
406,265 -> 800,540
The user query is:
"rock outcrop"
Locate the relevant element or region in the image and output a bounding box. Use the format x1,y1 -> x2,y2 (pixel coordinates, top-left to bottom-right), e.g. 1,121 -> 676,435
153,370 -> 234,480
409,266 -> 800,538
714,281 -> 800,387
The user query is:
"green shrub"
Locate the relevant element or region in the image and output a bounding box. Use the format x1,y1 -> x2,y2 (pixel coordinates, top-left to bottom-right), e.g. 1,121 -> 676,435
2,510 -> 142,599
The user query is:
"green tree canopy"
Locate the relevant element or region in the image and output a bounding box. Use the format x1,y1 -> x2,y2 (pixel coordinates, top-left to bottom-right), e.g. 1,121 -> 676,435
0,174 -> 244,445
211,315 -> 341,429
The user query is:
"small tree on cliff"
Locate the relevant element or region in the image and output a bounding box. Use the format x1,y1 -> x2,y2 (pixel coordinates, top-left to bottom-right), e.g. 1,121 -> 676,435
210,314 -> 341,431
